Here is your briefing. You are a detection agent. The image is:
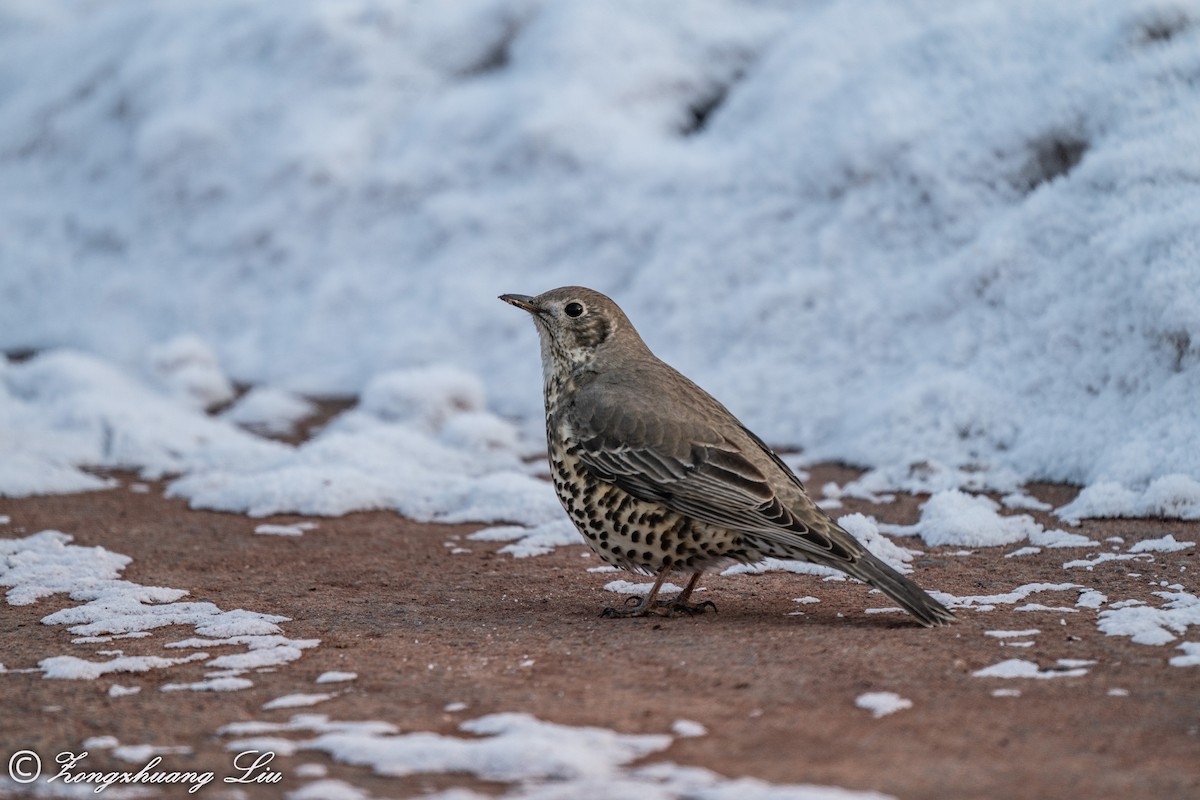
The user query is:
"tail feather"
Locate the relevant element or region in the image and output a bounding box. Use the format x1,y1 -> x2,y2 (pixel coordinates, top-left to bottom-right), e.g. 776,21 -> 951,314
849,552 -> 956,628
744,530 -> 956,627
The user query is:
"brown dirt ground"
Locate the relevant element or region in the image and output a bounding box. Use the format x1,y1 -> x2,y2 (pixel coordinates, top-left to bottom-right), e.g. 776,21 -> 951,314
1,462 -> 1199,800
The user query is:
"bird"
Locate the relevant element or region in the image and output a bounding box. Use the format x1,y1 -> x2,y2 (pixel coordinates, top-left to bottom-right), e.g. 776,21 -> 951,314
500,286 -> 955,627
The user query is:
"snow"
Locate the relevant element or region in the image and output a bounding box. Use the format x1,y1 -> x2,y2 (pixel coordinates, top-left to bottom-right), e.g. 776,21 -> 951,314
163,368 -> 562,523
1062,553 -> 1153,570
1096,590 -> 1200,649
0,351 -> 286,494
884,490 -> 1092,549
933,583 -> 1084,612
317,671 -> 358,684
162,677 -> 255,692
855,693 -> 912,718
972,659 -> 1090,679
1170,642 -> 1200,667
604,580 -> 685,596
82,735 -> 120,750
111,744 -> 192,763
1001,493 -> 1052,512
255,522 -> 319,537
0,530 -> 316,686
1005,547 -> 1041,559
984,629 -> 1041,638
1128,534 -> 1195,553
1057,476 -> 1200,522
146,335 -> 235,411
289,781 -> 369,800
1028,529 -> 1097,549
222,713 -> 892,799
469,519 -> 584,558
295,764 -> 329,779
671,719 -> 708,738
0,0 -> 1196,516
222,387 -> 317,437
264,693 -> 338,710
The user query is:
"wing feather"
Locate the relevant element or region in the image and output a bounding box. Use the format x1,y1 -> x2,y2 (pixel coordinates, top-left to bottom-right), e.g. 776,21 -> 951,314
564,382 -> 854,562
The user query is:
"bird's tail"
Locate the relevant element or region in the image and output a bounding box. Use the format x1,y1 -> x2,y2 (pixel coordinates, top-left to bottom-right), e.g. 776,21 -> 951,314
848,551 -> 956,628
743,527 -> 956,627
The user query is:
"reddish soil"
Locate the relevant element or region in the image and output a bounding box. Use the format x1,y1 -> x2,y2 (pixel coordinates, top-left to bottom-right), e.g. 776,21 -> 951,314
1,465 -> 1198,799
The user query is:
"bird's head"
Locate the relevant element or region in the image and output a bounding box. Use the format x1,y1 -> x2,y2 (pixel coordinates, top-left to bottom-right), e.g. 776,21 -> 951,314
500,286 -> 645,374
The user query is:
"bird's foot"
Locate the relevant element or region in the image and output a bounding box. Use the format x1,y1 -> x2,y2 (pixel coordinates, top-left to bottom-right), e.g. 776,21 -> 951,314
600,595 -> 665,618
655,595 -> 717,616
599,595 -> 716,618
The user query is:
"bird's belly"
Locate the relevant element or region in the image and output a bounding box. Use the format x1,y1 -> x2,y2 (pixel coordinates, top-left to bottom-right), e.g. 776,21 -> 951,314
548,440 -> 742,574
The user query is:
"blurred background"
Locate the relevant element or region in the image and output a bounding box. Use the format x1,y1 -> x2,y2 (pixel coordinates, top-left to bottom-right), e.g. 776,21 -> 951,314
2,0 -> 1198,491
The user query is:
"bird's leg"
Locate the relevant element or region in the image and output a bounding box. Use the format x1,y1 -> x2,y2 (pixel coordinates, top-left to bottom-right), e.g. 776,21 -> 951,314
600,565 -> 673,618
655,570 -> 717,615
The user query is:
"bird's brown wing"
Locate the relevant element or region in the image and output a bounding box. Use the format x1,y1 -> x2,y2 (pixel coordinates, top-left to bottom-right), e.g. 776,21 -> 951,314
565,382 -> 858,563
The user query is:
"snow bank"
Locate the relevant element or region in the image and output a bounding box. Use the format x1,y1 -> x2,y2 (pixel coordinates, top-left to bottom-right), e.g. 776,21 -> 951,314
1,344 -> 560,527
167,366 -> 559,522
221,387 -> 317,436
0,350 -> 285,494
0,0 -> 1197,510
883,490 -> 1094,549
1057,476 -> 1200,522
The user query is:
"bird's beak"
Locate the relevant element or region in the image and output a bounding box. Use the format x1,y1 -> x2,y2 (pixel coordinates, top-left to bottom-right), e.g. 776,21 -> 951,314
500,293 -> 540,314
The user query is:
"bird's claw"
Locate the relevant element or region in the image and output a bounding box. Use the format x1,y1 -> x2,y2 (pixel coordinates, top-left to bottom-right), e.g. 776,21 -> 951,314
656,597 -> 717,616
600,596 -> 717,618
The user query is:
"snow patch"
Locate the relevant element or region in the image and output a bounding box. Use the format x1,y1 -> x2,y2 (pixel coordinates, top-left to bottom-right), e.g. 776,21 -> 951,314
1058,476 -> 1200,522
220,713 -> 890,798
264,693 -> 338,710
1128,535 -> 1195,554
884,491 -> 1088,549
671,719 -> 708,738
221,387 -> 317,437
255,522 -> 319,537
855,692 -> 912,718
316,671 -> 358,684
1096,590 -> 1200,649
0,530 -> 315,687
604,580 -> 685,596
972,659 -> 1090,679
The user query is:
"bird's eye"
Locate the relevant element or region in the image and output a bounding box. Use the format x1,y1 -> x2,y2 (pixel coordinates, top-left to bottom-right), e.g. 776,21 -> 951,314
564,302 -> 584,318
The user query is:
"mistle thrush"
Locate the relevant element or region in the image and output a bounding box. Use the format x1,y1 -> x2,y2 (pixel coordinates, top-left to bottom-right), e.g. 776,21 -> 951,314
501,286 -> 955,627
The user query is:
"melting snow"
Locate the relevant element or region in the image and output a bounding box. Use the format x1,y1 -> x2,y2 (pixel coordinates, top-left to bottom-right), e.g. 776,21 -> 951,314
255,522 -> 319,537
220,713 -> 892,799
855,693 -> 912,718
316,672 -> 358,684
263,693 -> 338,710
0,530 -> 315,687
973,659 -> 1090,679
